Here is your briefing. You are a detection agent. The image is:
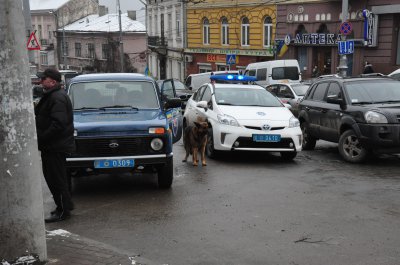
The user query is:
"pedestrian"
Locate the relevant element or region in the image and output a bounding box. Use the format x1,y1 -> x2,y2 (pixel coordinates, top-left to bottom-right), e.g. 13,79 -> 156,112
363,61 -> 374,74
35,68 -> 75,223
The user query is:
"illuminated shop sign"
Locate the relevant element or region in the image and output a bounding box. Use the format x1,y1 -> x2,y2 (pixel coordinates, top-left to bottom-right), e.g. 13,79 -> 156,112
293,33 -> 344,45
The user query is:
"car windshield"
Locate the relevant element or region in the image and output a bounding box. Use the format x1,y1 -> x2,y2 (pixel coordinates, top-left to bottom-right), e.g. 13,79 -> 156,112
291,84 -> 310,96
69,81 -> 159,110
214,87 -> 282,107
346,80 -> 400,104
174,81 -> 187,90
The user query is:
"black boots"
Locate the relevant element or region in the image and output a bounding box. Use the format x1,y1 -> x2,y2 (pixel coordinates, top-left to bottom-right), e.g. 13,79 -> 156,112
45,210 -> 71,223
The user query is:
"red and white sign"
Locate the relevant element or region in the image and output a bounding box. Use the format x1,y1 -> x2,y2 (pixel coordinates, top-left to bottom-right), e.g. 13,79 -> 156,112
27,32 -> 41,50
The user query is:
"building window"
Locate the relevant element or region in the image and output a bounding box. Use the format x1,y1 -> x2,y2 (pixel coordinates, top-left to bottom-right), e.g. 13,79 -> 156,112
327,13 -> 331,21
263,16 -> 272,47
75,43 -> 81,57
241,17 -> 250,46
168,13 -> 172,39
38,25 -> 42,39
88,43 -> 95,58
62,42 -> 69,56
321,14 -> 326,21
316,14 -> 320,21
177,19 -> 181,37
47,25 -> 52,39
102,44 -> 110,59
203,18 -> 210,45
40,52 -> 48,65
397,28 -> 400,65
221,17 -> 229,45
199,64 -> 212,73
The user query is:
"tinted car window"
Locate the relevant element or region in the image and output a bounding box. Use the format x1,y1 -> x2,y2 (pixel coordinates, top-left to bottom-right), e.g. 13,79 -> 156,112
311,82 -> 329,101
327,82 -> 342,98
247,70 -> 256,77
346,80 -> 400,104
272,67 -> 299,80
256,68 -> 267,80
266,85 -> 279,95
162,80 -> 175,99
291,84 -> 310,96
278,85 -> 293,98
193,86 -> 206,102
185,76 -> 191,87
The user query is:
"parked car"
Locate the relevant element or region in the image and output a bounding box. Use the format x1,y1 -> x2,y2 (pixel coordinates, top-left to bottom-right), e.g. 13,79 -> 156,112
298,76 -> 400,163
157,79 -> 193,110
244,59 -> 302,87
66,73 -> 182,189
184,70 -> 239,91
183,75 -> 302,161
389,68 -> 400,80
266,82 -> 310,117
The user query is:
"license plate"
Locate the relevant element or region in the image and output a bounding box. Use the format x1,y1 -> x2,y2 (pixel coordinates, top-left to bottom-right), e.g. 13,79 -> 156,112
94,159 -> 135,169
252,134 -> 281,142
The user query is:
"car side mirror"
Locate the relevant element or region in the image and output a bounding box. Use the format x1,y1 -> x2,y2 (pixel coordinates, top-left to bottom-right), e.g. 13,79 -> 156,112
284,103 -> 292,109
196,100 -> 208,111
326,95 -> 343,105
164,98 -> 181,109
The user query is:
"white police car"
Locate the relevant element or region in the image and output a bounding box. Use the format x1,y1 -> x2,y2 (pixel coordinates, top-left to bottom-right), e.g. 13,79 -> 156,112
183,75 -> 302,160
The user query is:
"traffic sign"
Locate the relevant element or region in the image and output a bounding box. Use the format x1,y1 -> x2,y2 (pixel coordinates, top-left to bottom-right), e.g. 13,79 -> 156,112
27,31 -> 41,50
339,21 -> 353,36
338,40 -> 354,55
226,54 -> 236,65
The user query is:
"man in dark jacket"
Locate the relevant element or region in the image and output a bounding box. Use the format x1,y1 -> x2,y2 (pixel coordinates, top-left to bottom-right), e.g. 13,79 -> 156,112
35,68 -> 75,223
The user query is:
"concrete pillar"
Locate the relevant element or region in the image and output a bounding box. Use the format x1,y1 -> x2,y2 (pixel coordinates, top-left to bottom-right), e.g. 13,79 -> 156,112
0,0 -> 47,262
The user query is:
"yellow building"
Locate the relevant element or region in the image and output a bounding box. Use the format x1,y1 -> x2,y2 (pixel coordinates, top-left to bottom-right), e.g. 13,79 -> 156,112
185,0 -> 276,74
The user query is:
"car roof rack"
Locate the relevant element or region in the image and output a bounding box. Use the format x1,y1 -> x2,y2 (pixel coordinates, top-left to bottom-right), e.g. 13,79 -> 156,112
358,73 -> 387,78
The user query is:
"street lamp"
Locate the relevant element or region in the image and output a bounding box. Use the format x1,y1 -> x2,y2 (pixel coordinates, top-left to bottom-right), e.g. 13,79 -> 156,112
49,11 -> 67,70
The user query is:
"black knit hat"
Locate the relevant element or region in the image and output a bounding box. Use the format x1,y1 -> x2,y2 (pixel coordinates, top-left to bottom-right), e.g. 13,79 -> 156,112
38,68 -> 62,82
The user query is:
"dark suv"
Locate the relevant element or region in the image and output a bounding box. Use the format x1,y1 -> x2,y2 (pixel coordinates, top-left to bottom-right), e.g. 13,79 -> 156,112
298,77 -> 400,163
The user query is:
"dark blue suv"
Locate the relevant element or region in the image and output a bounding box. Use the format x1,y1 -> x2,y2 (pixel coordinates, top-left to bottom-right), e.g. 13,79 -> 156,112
66,73 -> 182,188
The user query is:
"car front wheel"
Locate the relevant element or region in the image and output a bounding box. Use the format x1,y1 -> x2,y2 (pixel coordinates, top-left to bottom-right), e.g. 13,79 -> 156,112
338,129 -> 368,163
157,157 -> 173,189
301,122 -> 316,150
206,128 -> 219,159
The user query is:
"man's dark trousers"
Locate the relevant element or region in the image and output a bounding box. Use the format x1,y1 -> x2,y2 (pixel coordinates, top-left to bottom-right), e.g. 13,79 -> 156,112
41,151 -> 73,215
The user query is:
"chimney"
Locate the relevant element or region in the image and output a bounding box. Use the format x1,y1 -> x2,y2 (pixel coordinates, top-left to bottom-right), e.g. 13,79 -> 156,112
99,5 -> 107,16
127,10 -> 136,21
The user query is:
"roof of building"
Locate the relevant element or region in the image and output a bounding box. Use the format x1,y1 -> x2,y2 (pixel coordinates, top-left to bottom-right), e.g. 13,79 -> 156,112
63,13 -> 145,32
29,0 -> 69,11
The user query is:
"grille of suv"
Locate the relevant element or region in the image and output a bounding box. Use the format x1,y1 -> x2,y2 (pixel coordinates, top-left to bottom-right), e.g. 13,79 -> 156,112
73,136 -> 165,157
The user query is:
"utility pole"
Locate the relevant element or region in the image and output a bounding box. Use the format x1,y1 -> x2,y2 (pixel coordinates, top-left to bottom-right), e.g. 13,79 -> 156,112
0,0 -> 47,262
62,12 -> 67,70
118,0 -> 124,72
338,0 -> 349,77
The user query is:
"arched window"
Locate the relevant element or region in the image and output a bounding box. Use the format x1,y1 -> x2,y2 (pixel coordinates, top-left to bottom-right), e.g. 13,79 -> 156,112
203,18 -> 210,45
295,24 -> 307,36
241,17 -> 250,46
317,23 -> 329,34
316,14 -> 320,21
327,13 -> 331,21
221,17 -> 229,45
263,16 -> 272,47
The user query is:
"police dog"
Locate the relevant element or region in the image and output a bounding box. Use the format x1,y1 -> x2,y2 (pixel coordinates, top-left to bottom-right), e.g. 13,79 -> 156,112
182,117 -> 208,166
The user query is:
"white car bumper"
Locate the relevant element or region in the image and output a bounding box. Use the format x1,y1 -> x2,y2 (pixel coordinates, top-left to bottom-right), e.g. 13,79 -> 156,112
212,124 -> 302,152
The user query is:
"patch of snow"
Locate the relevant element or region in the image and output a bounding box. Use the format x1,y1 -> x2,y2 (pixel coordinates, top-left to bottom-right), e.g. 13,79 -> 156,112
47,229 -> 71,237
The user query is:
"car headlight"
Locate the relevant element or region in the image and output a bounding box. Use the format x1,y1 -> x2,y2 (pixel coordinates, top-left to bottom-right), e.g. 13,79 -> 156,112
364,111 -> 388,123
217,114 -> 240,127
150,138 -> 164,151
289,116 -> 300,128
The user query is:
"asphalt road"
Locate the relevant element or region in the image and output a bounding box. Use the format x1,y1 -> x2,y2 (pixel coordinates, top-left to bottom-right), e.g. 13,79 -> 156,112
44,141 -> 400,265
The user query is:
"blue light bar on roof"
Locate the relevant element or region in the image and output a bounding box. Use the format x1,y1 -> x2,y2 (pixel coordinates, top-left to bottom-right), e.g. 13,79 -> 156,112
210,75 -> 257,82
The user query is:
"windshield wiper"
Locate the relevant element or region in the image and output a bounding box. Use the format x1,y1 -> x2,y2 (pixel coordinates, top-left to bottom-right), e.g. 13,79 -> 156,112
217,102 -> 235,105
373,100 -> 400,104
74,107 -> 101,110
351,101 -> 374,105
99,105 -> 139,110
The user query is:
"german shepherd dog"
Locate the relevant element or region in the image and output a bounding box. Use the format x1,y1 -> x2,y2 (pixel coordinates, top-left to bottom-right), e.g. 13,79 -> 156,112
182,118 -> 209,166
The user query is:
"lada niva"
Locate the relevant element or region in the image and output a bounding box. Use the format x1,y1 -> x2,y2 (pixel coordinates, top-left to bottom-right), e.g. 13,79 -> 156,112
66,73 -> 182,189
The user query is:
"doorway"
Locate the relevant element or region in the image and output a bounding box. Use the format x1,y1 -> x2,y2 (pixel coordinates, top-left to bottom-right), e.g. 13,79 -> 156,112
313,47 -> 332,76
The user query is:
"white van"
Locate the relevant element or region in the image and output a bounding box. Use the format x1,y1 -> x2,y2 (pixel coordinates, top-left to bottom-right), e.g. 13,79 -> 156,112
185,70 -> 239,91
244,59 -> 301,87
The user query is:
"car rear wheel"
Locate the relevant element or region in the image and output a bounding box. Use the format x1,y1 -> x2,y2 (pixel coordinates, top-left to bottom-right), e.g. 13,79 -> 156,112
157,157 -> 173,189
206,128 -> 220,159
301,122 -> 316,150
280,151 -> 297,161
338,130 -> 369,163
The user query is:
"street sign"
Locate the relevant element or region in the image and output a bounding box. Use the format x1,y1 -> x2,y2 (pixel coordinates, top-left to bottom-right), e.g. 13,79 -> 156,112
226,54 -> 236,65
339,21 -> 353,36
338,40 -> 354,55
27,31 -> 41,50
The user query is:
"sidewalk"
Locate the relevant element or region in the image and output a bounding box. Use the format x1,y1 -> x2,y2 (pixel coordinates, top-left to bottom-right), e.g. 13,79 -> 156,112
45,229 -> 158,265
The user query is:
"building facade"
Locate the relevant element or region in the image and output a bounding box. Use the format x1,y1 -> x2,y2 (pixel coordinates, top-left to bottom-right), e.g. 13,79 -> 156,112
30,0 -> 99,71
62,11 -> 146,73
275,0 -> 400,78
185,0 -> 276,75
147,0 -> 185,81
